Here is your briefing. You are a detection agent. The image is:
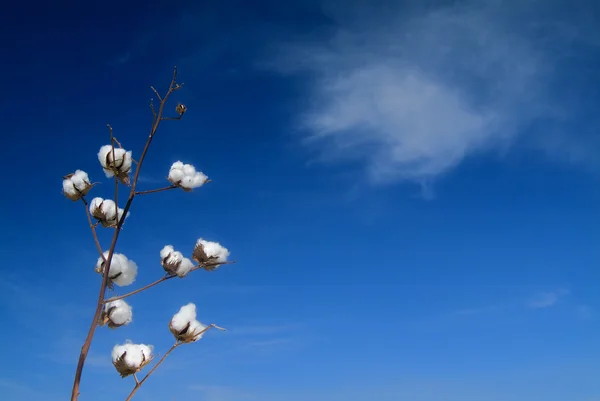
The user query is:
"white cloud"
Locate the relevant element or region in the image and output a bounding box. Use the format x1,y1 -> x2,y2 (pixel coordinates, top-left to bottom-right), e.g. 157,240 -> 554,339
268,0 -> 599,184
527,289 -> 569,309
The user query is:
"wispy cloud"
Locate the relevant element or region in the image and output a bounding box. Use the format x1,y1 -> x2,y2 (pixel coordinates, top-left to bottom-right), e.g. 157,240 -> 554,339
267,0 -> 600,185
527,289 -> 569,309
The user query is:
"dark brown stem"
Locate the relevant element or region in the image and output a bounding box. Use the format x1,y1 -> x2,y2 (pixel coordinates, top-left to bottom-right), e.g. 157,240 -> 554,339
71,67 -> 181,401
135,185 -> 177,196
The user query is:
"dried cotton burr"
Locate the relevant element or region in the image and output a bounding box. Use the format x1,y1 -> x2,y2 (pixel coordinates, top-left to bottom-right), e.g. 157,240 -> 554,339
160,245 -> 195,277
193,238 -> 230,271
111,341 -> 154,378
95,252 -> 138,288
89,197 -> 129,227
168,161 -> 208,191
169,303 -> 207,343
62,170 -> 94,201
98,144 -> 133,184
100,299 -> 133,328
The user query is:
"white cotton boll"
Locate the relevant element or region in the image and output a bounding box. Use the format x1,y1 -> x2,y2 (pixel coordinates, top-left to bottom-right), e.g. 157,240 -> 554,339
169,168 -> 185,183
98,145 -> 113,169
170,303 -> 197,332
90,197 -> 103,211
62,170 -> 94,201
182,164 -> 196,176
100,199 -> 118,221
198,239 -> 230,263
168,161 -> 208,190
191,173 -> 207,188
63,179 -> 78,197
187,319 -> 207,341
96,252 -> 138,287
111,341 -> 154,377
121,151 -> 133,172
70,170 -> 90,191
105,299 -> 133,326
160,245 -> 175,259
176,257 -> 194,277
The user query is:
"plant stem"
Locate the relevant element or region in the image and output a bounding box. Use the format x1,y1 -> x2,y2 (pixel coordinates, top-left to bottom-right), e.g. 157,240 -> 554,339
135,185 -> 177,196
124,343 -> 180,401
70,67 -> 181,401
104,275 -> 175,303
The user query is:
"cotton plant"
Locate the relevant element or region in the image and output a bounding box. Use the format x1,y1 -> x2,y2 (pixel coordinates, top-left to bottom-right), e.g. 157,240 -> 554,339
61,68 -> 233,401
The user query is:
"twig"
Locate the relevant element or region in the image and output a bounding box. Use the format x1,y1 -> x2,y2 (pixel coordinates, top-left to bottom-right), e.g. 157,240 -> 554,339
81,198 -> 105,261
161,115 -> 184,121
104,275 -> 175,303
124,342 -> 180,401
124,324 -> 224,401
150,86 -> 162,102
71,67 -> 183,401
135,185 -> 177,196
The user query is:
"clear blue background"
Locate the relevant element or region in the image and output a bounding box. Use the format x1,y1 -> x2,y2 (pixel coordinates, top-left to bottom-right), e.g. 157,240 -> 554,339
0,1 -> 599,400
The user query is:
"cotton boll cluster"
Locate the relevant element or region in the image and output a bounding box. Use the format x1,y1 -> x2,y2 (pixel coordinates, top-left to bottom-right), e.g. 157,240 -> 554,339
168,161 -> 208,191
192,238 -> 230,271
98,145 -> 133,184
111,341 -> 154,378
169,303 -> 207,343
95,252 -> 138,287
62,170 -> 94,201
89,197 -> 129,228
160,245 -> 195,277
100,299 -> 133,328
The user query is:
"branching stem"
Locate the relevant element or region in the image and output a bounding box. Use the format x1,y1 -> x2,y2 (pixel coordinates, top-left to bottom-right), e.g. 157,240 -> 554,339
70,67 -> 182,401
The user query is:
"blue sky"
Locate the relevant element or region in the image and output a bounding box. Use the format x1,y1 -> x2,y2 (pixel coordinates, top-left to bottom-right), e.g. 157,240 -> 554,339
1,0 -> 599,400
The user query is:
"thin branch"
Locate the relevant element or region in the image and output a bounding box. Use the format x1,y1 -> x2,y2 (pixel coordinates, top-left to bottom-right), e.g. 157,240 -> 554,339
150,86 -> 162,102
71,67 -> 183,401
103,261 -> 235,303
81,198 -> 105,261
124,324 -> 224,401
124,343 -> 180,401
135,185 -> 177,196
104,275 -> 175,303
161,115 -> 184,121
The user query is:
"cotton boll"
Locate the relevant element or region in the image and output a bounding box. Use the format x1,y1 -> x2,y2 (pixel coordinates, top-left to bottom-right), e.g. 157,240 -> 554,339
182,164 -> 196,176
170,303 -> 197,332
193,238 -> 230,268
111,341 -> 154,377
168,168 -> 185,184
169,303 -> 206,343
176,257 -> 194,277
160,245 -> 175,259
187,319 -> 207,341
95,252 -> 138,287
62,170 -> 93,201
168,161 -> 208,190
98,145 -> 113,170
102,299 -> 133,328
98,145 -> 134,184
100,199 -> 117,221
160,245 -> 195,277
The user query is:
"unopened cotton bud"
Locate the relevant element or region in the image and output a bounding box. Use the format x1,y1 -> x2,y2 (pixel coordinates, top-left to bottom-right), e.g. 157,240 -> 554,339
169,303 -> 207,343
168,161 -> 208,191
111,341 -> 154,378
95,252 -> 138,287
192,238 -> 230,271
160,245 -> 195,277
89,197 -> 129,227
62,170 -> 94,201
98,144 -> 133,184
100,299 -> 133,328
176,103 -> 187,115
